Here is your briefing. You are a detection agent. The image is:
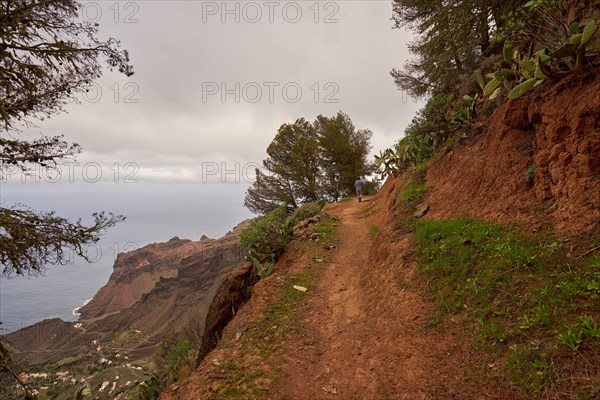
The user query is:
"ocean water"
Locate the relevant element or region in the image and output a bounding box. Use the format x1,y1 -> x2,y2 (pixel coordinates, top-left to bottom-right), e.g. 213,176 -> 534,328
0,182 -> 253,333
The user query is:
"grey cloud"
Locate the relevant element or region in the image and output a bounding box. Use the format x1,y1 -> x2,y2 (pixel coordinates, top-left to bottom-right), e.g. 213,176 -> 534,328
26,1 -> 422,182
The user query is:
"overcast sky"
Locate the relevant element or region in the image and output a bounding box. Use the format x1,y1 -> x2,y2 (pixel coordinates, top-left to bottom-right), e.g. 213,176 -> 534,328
19,1 -> 422,183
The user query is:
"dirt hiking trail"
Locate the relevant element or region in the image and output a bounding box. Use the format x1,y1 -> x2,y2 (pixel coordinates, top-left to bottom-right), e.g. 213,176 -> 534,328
162,193 -> 479,400
272,197 -> 469,399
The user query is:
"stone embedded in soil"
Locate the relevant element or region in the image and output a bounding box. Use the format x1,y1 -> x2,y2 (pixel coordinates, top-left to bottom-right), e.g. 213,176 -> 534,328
414,204 -> 430,218
322,384 -> 338,394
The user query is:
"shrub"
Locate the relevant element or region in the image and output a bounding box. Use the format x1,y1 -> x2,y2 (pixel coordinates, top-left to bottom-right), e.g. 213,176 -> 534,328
364,179 -> 381,195
376,94 -> 466,178
241,202 -> 326,281
289,202 -> 323,226
125,377 -> 161,400
155,336 -> 195,385
240,206 -> 291,261
248,255 -> 275,280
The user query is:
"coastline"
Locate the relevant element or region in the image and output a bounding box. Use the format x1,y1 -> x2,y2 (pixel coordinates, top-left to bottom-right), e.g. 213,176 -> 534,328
0,182 -> 253,333
72,298 -> 93,317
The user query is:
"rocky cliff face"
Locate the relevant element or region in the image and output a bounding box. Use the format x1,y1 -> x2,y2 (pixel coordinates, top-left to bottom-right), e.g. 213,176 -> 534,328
4,221 -> 249,366
79,237 -> 205,319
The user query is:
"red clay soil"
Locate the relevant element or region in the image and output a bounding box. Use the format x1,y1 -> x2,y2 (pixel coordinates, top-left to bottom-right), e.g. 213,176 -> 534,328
426,72 -> 600,236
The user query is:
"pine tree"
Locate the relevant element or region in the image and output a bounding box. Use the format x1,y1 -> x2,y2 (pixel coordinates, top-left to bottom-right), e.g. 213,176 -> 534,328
390,0 -> 525,98
0,0 -> 133,276
244,112 -> 374,213
315,112 -> 373,201
244,118 -> 320,214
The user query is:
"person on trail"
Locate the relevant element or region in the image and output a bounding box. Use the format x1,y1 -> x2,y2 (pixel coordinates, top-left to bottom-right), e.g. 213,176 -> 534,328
354,177 -> 365,202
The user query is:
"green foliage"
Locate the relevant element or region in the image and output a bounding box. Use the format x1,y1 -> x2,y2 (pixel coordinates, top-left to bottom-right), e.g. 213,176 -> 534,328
482,74 -> 502,98
392,0 -> 600,154
0,0 -> 133,130
473,70 -> 485,90
526,163 -> 536,184
557,326 -> 585,351
244,118 -> 320,214
152,336 -> 195,395
0,0 -> 132,277
375,134 -> 435,179
400,184 -> 429,205
374,147 -> 404,178
557,316 -> 600,351
494,0 -> 556,44
405,94 -> 454,139
449,94 -> 478,129
244,112 -> 374,213
503,41 -> 514,63
240,203 -> 329,282
580,315 -> 600,339
315,112 -> 375,201
376,94 -> 463,178
248,255 -> 275,280
391,173 -> 430,235
164,339 -> 194,381
289,202 -> 323,226
125,377 -> 161,400
369,226 -> 380,240
391,0 -> 505,98
0,207 -> 125,276
582,21 -> 599,47
477,48 -> 544,101
240,206 -> 291,263
398,133 -> 437,166
414,218 -> 600,393
508,78 -> 539,100
314,217 -> 337,243
478,15 -> 600,101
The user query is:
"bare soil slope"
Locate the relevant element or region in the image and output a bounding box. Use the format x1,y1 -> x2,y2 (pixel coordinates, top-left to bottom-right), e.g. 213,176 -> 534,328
426,72 -> 600,236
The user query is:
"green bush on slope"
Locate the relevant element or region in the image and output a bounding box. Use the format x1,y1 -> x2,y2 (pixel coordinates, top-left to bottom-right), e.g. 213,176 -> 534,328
240,202 -> 323,280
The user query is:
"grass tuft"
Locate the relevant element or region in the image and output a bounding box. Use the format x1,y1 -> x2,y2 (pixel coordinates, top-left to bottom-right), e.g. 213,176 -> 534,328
414,217 -> 600,395
369,225 -> 380,240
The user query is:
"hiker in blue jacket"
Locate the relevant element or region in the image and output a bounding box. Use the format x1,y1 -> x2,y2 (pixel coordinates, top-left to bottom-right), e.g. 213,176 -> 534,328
354,177 -> 365,202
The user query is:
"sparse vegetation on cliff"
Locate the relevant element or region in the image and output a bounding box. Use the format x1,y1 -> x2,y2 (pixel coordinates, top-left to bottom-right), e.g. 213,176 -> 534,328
240,207 -> 291,265
379,0 -> 600,178
165,216 -> 338,399
414,218 -> 600,396
240,202 -> 325,282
